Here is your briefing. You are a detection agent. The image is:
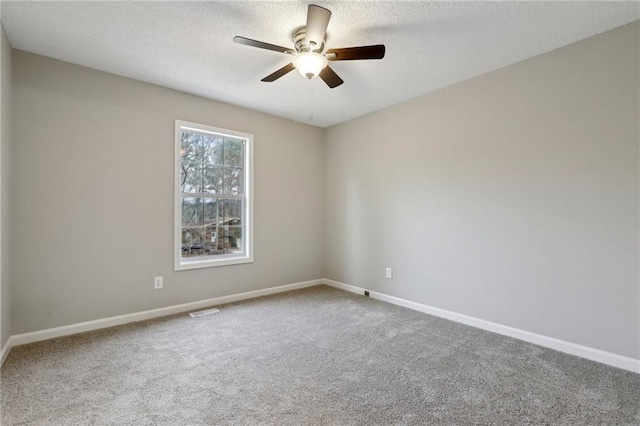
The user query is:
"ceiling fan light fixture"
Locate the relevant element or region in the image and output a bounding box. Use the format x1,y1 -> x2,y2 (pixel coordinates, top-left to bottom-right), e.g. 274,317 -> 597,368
234,4 -> 384,88
292,52 -> 327,79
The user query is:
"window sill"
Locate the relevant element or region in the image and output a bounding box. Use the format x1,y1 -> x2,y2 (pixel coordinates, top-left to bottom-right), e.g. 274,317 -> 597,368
175,254 -> 253,271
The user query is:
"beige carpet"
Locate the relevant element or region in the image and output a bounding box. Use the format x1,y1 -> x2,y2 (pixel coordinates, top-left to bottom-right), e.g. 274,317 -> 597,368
1,285 -> 639,425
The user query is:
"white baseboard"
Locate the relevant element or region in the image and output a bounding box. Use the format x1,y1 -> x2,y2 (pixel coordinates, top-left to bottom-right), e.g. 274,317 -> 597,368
4,277 -> 638,375
8,279 -> 323,351
0,335 -> 13,365
323,279 -> 640,374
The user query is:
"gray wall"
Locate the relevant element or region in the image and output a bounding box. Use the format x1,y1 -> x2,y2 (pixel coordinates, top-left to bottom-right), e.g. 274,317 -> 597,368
0,24 -> 11,349
11,51 -> 324,334
324,23 -> 639,359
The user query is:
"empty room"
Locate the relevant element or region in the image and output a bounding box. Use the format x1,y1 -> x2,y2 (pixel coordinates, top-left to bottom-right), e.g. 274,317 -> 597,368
0,1 -> 638,425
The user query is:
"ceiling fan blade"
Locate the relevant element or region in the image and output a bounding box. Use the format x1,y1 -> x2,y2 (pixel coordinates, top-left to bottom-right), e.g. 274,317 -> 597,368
305,4 -> 331,51
327,45 -> 386,61
233,36 -> 293,54
319,66 -> 344,89
261,63 -> 296,82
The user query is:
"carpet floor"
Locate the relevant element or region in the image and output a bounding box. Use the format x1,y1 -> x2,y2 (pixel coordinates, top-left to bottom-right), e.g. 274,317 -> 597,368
1,285 -> 638,425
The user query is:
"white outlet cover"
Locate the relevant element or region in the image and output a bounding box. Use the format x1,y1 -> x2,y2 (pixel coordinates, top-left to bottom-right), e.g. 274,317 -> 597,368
154,276 -> 163,289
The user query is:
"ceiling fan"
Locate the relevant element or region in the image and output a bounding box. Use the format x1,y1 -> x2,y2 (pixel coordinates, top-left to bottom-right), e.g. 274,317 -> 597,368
233,4 -> 385,89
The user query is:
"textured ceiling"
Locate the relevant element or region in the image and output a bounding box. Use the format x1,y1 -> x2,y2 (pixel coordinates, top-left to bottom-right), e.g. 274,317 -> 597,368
1,1 -> 638,127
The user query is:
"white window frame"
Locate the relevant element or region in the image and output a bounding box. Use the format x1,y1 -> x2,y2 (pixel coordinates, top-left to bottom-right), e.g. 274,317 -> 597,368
174,120 -> 254,271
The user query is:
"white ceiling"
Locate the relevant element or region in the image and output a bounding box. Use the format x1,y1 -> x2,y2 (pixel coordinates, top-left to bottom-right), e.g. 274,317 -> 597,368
1,1 -> 638,128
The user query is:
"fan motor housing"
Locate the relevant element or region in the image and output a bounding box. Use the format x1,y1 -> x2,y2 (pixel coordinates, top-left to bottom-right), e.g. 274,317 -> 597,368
293,27 -> 326,53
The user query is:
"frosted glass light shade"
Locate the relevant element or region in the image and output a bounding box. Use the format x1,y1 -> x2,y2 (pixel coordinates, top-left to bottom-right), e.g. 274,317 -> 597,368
292,52 -> 328,79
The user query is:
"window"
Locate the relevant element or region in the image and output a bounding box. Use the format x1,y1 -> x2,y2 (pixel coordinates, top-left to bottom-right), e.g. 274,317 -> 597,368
175,120 -> 253,270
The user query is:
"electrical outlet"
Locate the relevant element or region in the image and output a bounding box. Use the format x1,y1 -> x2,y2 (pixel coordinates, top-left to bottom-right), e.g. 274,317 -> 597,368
386,268 -> 393,279
154,276 -> 163,289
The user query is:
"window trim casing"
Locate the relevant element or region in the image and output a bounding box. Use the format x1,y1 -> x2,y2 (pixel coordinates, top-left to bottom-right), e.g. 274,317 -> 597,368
174,120 -> 254,271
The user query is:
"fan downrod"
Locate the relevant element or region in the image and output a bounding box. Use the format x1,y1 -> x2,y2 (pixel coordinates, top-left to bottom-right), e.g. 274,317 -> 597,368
293,27 -> 326,54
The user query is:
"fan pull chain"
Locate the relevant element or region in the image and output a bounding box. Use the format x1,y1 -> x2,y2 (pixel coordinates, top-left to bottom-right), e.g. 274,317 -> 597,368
308,80 -> 314,122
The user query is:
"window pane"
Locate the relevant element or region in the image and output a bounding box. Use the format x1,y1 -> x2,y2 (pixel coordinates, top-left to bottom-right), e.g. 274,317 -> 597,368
203,198 -> 221,226
225,223 -> 242,254
202,199 -> 242,256
200,166 -> 243,195
181,133 -> 204,165
181,197 -> 205,259
180,163 -> 201,193
202,167 -> 225,194
223,198 -> 243,220
203,136 -> 224,166
181,197 -> 203,227
191,199 -> 244,256
223,166 -> 243,195
204,198 -> 219,248
224,139 -> 244,167
219,199 -> 241,254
